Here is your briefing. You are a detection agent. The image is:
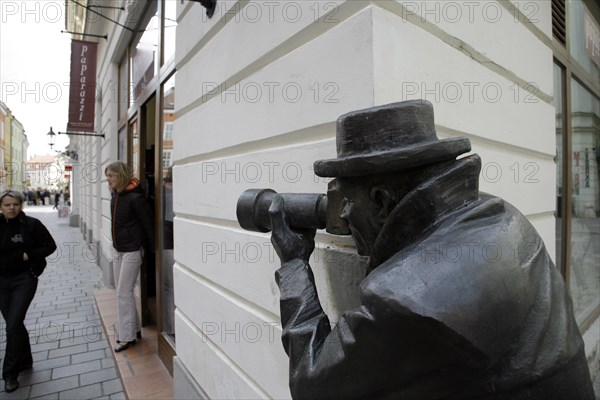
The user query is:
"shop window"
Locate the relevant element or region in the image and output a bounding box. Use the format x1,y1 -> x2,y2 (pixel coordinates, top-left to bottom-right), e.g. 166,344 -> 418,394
554,63 -> 565,272
118,126 -> 127,161
568,1 -> 600,77
163,0 -> 177,65
119,58 -> 129,120
569,79 -> 599,320
131,4 -> 159,107
554,0 -> 600,329
131,119 -> 140,179
161,73 -> 176,341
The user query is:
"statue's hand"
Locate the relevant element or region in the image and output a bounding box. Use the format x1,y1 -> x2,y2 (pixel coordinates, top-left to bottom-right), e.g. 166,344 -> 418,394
269,195 -> 316,264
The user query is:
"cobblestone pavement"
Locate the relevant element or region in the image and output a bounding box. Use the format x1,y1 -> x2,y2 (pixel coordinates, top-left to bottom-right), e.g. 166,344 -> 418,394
0,206 -> 125,400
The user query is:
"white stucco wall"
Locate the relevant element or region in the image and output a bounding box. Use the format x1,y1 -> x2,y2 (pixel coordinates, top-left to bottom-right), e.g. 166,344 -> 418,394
371,1 -> 555,253
173,1 -> 555,398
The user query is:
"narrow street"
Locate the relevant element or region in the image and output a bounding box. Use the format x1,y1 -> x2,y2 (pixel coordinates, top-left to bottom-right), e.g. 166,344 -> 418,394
0,205 -> 125,400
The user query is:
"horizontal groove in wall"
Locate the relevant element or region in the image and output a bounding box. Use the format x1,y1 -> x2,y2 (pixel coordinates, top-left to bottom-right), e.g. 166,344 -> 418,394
170,123 -> 555,174
437,125 -> 556,160
497,0 -> 552,46
176,1 -> 369,118
175,214 -> 357,249
175,0 -> 245,70
175,122 -> 335,166
525,211 -> 555,220
175,261 -> 280,326
175,308 -> 271,399
373,1 -> 552,105
178,0 -> 193,22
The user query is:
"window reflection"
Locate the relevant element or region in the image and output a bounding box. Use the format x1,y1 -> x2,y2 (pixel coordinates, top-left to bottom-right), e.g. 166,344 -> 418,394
554,63 -> 564,271
163,0 -> 177,64
119,59 -> 128,119
131,119 -> 139,179
569,78 -> 600,319
568,1 -> 600,78
131,7 -> 159,107
161,74 -> 176,339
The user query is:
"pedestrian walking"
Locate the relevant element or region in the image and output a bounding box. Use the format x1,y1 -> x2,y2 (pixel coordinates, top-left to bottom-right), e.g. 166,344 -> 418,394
105,162 -> 154,352
0,189 -> 57,393
53,191 -> 62,210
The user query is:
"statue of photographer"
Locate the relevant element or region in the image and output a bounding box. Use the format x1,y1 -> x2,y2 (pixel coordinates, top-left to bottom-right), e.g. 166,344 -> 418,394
267,100 -> 594,399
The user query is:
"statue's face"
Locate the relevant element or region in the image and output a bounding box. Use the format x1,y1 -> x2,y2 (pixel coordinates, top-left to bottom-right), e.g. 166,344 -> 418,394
337,179 -> 385,257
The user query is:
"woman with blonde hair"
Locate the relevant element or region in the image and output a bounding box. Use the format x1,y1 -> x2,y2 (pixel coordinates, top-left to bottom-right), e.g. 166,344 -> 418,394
105,162 -> 154,352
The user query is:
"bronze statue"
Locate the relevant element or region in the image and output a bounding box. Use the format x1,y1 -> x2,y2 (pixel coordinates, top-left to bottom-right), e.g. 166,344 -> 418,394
237,100 -> 595,399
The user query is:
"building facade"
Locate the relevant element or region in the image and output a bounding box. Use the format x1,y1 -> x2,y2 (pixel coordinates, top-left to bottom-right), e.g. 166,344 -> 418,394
0,101 -> 7,192
1,101 -> 29,192
67,1 -> 599,398
25,154 -> 66,193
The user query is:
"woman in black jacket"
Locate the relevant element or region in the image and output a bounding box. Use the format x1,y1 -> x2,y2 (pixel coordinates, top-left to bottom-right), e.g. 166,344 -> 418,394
0,189 -> 56,393
105,162 -> 154,352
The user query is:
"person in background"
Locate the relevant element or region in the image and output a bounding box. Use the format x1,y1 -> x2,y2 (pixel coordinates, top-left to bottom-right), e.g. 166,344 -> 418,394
105,162 -> 154,352
53,191 -> 62,210
0,189 -> 57,393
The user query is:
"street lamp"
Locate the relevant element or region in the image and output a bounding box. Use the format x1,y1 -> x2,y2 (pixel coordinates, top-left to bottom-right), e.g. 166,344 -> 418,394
47,127 -> 56,149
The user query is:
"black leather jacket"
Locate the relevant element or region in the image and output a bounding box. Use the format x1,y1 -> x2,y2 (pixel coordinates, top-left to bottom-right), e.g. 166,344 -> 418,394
0,211 -> 57,277
110,179 -> 155,253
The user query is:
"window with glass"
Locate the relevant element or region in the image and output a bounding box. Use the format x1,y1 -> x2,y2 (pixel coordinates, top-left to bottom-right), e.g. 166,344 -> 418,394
117,0 -> 178,372
569,79 -> 599,320
118,126 -> 127,161
130,3 -> 159,107
130,118 -> 139,179
161,73 -> 176,342
119,58 -> 129,120
554,63 -> 565,272
553,0 -> 600,328
568,1 -> 600,77
163,0 -> 177,64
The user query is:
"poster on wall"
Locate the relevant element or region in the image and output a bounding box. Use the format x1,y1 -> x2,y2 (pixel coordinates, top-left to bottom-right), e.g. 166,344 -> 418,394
67,40 -> 98,132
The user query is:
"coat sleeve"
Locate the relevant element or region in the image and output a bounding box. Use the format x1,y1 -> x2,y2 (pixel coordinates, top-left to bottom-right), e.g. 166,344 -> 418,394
26,218 -> 57,261
275,259 -> 482,400
26,218 -> 57,276
132,195 -> 155,253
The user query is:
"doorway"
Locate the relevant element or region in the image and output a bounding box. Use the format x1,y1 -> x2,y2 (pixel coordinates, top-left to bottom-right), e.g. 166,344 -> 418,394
131,95 -> 157,327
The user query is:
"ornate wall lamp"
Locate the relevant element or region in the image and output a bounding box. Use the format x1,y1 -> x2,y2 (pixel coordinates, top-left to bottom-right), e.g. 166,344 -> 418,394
47,126 -> 85,160
47,127 -> 56,149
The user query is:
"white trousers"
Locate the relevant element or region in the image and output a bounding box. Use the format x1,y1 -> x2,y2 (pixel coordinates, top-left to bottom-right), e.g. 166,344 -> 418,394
112,249 -> 142,342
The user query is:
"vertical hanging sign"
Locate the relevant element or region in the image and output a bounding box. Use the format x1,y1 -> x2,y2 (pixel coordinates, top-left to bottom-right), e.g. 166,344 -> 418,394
67,40 -> 98,132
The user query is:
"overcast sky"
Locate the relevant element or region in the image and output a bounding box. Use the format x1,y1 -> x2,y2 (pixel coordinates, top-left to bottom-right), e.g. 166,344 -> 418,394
1,0 -> 72,157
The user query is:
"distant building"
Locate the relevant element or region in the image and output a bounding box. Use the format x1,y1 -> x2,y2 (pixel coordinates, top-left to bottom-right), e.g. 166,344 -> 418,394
0,101 -> 7,192
26,154 -> 63,192
1,102 -> 28,192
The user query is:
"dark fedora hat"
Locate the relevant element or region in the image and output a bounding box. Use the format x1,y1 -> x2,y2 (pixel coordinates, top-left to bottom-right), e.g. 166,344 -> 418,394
313,100 -> 471,177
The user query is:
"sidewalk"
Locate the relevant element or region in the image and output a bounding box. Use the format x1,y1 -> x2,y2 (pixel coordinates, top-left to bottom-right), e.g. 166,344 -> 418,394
0,205 -> 125,400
